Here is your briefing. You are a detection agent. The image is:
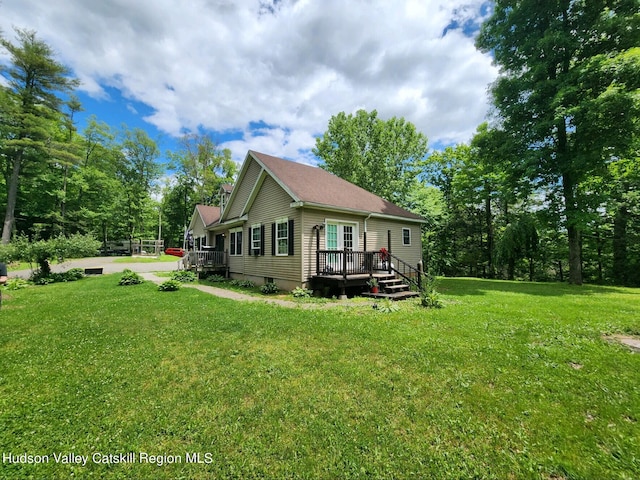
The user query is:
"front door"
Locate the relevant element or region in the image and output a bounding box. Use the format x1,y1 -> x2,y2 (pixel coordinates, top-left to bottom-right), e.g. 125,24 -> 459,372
214,234 -> 225,252
326,222 -> 358,271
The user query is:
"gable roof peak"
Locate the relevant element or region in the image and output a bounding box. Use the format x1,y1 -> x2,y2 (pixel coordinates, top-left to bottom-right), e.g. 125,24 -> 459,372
248,150 -> 423,222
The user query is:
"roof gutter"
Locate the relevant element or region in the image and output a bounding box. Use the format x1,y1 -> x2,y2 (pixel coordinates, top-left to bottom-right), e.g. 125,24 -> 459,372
290,201 -> 427,224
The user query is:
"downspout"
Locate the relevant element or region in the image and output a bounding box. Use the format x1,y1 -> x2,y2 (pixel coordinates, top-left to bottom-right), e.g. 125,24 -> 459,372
363,214 -> 372,251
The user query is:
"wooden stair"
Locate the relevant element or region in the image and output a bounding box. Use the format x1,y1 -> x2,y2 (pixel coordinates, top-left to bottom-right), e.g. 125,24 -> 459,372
362,274 -> 419,301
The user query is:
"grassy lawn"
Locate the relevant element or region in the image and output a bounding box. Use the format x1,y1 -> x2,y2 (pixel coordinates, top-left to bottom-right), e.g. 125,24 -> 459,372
113,254 -> 183,263
0,276 -> 638,479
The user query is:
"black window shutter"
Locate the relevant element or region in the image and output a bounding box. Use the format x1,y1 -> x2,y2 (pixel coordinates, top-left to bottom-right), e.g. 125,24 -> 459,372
288,219 -> 294,256
248,228 -> 251,255
271,223 -> 276,256
260,224 -> 265,256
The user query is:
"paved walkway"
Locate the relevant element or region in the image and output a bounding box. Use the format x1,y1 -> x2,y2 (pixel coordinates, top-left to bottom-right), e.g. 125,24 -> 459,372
138,272 -> 368,310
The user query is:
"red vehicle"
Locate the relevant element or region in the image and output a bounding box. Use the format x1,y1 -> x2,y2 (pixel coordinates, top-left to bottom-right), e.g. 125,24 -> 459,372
164,247 -> 186,258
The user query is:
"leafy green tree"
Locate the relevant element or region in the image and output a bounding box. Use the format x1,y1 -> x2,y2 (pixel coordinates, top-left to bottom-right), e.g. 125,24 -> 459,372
168,133 -> 236,206
477,1 -> 640,285
0,28 -> 79,243
313,109 -> 428,208
116,127 -> 162,244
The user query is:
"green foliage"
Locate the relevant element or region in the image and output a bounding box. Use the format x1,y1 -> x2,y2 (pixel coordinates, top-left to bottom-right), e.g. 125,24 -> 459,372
314,109 -> 428,207
476,2 -> 640,285
372,299 -> 399,313
11,234 -> 101,276
0,28 -> 80,243
230,279 -> 255,288
206,274 -> 226,283
170,270 -> 197,283
0,243 -> 18,264
260,282 -> 279,294
3,278 -> 30,290
419,271 -> 443,309
64,268 -> 85,281
291,286 -> 313,298
158,279 -> 181,291
30,267 -> 85,285
118,269 -> 144,286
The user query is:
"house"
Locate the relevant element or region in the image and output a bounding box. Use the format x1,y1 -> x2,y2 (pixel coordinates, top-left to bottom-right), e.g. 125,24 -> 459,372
187,150 -> 426,297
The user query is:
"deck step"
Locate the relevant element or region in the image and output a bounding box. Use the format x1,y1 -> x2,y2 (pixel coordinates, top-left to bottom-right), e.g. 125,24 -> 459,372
362,291 -> 420,301
383,283 -> 411,292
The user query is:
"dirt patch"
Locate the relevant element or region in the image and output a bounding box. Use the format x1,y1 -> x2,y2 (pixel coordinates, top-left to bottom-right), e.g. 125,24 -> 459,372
603,334 -> 640,353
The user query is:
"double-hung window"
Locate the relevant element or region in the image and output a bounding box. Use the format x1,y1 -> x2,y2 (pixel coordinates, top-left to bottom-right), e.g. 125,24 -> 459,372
229,228 -> 243,256
276,218 -> 288,256
402,227 -> 411,246
251,224 -> 261,253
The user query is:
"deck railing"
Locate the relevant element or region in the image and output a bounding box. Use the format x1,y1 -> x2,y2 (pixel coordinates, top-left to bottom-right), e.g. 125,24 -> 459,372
186,250 -> 227,269
316,249 -> 424,289
316,250 -> 386,277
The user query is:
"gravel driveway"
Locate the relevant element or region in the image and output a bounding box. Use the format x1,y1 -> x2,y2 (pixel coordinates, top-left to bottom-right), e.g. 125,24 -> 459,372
9,256 -> 182,279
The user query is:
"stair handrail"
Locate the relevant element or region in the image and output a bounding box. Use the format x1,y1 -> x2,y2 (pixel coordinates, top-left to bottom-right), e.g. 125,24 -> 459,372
387,252 -> 423,291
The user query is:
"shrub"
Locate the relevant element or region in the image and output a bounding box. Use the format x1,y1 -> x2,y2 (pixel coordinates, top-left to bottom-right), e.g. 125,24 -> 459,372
63,268 -> 85,281
171,270 -> 197,283
292,286 -> 313,298
230,279 -> 255,288
118,269 -> 144,286
206,274 -> 226,283
420,271 -> 443,309
4,278 -> 30,290
158,279 -> 181,291
261,282 -> 279,294
12,234 -> 101,277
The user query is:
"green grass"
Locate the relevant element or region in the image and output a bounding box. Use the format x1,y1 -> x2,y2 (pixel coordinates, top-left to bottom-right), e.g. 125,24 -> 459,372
0,277 -> 638,479
113,254 -> 183,263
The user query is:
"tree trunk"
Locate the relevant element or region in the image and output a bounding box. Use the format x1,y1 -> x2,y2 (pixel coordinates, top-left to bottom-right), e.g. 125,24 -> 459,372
612,204 -> 628,285
485,189 -> 494,278
1,151 -> 23,244
562,172 -> 583,285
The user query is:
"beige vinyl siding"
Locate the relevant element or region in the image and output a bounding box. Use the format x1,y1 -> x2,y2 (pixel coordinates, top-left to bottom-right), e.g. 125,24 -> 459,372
242,175 -> 302,286
190,214 -> 206,239
301,209 -> 423,281
225,159 -> 262,220
365,217 -> 423,268
301,209 -> 365,280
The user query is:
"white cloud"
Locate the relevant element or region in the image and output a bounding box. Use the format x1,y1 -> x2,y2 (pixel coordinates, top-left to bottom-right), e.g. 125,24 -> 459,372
0,0 -> 497,160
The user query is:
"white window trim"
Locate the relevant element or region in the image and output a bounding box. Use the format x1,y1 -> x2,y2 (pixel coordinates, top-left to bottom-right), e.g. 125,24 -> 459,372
276,217 -> 289,256
402,227 -> 411,246
230,227 -> 243,256
251,223 -> 261,252
324,219 -> 359,250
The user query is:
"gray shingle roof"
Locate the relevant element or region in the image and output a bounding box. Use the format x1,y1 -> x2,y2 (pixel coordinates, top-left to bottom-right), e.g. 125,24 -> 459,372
250,151 -> 423,221
195,204 -> 221,227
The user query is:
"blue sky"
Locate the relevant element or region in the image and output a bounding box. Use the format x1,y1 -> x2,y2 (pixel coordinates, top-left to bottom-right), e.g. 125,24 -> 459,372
1,0 -> 497,170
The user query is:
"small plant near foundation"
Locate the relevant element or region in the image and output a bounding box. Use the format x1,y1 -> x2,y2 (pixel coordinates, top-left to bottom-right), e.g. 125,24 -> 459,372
261,282 -> 279,294
206,274 -> 226,283
230,279 -> 255,288
171,270 -> 197,283
292,286 -> 313,298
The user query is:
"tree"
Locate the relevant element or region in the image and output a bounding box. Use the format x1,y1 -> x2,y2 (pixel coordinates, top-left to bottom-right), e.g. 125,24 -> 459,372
168,133 -> 236,206
0,28 -> 80,243
116,128 -> 162,245
477,1 -> 640,284
313,109 -> 428,208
